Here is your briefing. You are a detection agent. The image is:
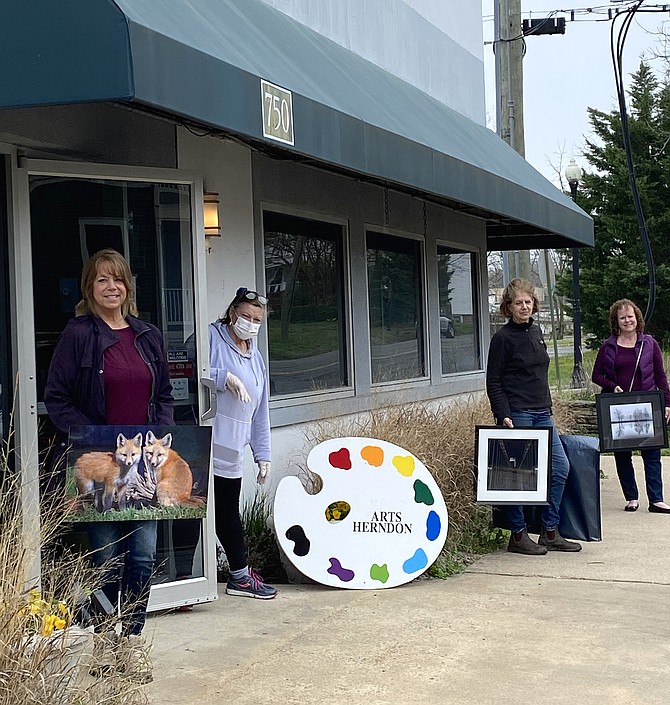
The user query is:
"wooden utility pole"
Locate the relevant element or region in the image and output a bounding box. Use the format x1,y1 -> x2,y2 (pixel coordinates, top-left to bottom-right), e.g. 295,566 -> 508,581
495,0 -> 525,156
494,0 -> 531,281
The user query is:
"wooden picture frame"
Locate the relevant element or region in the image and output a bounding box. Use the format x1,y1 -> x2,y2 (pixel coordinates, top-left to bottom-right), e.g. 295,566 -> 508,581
595,391 -> 669,453
475,426 -> 552,505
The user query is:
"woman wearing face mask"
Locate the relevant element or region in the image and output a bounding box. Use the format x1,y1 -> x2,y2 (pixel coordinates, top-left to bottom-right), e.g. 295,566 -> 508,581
209,287 -> 276,598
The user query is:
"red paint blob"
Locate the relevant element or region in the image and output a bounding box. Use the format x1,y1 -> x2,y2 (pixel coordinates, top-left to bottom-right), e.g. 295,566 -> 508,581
329,448 -> 352,470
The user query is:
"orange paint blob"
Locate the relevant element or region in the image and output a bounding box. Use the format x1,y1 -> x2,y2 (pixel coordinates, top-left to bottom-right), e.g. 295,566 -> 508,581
360,445 -> 384,467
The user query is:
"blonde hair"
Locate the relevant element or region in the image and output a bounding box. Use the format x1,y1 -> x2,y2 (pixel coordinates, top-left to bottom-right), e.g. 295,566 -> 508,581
499,278 -> 540,319
75,249 -> 138,318
219,288 -> 266,324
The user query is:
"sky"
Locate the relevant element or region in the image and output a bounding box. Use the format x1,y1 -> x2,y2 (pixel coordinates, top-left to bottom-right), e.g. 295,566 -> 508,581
481,1 -> 670,186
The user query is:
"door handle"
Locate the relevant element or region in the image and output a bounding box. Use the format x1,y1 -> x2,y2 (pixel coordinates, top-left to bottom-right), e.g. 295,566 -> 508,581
200,377 -> 217,422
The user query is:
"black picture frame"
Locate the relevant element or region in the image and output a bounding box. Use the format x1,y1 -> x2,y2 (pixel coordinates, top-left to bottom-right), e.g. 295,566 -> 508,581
595,391 -> 669,452
474,426 -> 552,505
66,424 -> 212,521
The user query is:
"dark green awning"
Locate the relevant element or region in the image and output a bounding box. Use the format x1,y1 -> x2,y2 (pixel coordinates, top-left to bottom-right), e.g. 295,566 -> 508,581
0,0 -> 592,248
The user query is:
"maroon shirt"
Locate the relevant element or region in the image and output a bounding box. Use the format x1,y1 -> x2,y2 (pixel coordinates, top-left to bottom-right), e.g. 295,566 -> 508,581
104,326 -> 153,424
614,345 -> 642,394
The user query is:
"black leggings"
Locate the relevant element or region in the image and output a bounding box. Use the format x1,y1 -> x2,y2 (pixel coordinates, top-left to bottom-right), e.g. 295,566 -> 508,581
213,475 -> 247,572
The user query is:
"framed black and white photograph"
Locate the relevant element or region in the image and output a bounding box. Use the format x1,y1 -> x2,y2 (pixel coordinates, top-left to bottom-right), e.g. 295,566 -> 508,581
475,426 -> 552,505
596,391 -> 669,453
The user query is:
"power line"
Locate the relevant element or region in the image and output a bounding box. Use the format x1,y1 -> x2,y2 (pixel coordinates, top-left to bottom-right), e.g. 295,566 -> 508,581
483,3 -> 670,24
609,0 -> 657,323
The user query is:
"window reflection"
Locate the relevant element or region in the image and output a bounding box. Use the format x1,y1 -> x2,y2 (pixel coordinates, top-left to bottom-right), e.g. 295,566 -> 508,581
437,246 -> 480,374
367,233 -> 424,383
263,212 -> 347,396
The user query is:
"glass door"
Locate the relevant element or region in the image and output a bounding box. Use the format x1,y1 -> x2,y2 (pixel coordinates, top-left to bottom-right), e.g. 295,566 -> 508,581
27,162 -> 216,610
0,157 -> 11,446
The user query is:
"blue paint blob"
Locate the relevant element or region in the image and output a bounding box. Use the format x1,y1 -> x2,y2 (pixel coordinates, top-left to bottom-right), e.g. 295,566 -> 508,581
426,511 -> 441,541
402,548 -> 428,574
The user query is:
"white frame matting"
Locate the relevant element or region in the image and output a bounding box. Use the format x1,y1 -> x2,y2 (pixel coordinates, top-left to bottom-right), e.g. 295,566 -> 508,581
475,426 -> 551,506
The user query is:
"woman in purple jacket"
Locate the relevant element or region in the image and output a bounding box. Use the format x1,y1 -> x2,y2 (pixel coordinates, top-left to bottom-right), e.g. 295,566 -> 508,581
45,249 -> 174,682
592,299 -> 670,514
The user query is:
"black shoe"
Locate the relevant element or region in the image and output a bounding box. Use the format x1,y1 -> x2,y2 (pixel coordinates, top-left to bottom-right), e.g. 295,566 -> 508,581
539,528 -> 582,552
624,501 -> 639,512
508,529 -> 547,555
648,504 -> 670,514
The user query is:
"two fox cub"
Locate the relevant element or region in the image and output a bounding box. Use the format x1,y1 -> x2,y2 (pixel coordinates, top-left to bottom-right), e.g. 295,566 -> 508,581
74,430 -> 202,513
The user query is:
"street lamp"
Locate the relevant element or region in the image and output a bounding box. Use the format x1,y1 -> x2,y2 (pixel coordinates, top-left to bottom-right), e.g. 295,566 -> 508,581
565,158 -> 586,388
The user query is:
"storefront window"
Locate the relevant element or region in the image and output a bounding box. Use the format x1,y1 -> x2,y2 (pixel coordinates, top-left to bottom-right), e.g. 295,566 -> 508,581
437,245 -> 480,374
367,233 -> 424,383
263,212 -> 347,396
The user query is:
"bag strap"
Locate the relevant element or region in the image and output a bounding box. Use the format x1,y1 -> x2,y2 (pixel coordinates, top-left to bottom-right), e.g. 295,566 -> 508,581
629,340 -> 644,393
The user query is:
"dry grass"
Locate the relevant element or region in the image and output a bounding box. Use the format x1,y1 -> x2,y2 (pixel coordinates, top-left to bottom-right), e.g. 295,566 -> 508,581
301,394 -> 509,574
0,439 -> 147,705
551,396 -> 578,434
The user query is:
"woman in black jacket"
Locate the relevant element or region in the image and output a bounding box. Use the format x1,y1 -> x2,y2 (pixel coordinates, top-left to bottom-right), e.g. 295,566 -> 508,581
486,278 -> 581,556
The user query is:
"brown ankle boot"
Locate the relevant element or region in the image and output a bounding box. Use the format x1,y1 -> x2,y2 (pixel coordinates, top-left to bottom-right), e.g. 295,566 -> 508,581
508,528 -> 548,555
538,528 -> 582,552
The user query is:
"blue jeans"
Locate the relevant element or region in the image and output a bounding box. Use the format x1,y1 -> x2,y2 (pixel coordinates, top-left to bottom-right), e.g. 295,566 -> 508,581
87,520 -> 157,636
504,409 -> 570,534
614,448 -> 663,504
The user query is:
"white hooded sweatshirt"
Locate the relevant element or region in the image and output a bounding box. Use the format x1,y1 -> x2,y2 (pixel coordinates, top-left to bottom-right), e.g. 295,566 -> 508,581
209,321 -> 271,479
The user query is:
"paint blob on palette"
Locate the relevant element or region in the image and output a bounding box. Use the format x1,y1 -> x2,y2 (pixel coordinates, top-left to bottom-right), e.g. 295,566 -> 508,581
274,437 -> 448,589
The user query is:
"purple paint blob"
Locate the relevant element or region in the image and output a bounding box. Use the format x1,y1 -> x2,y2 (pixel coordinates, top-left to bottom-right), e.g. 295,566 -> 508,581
327,557 -> 355,582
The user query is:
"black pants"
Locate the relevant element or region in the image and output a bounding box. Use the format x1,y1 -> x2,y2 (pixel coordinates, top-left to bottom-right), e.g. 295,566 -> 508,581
213,475 -> 247,572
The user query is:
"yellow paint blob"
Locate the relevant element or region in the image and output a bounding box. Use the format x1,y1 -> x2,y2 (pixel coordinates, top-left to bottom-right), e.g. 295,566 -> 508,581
392,455 -> 415,477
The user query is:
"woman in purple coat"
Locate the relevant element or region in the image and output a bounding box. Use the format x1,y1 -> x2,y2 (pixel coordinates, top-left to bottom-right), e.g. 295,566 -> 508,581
45,249 -> 174,682
592,299 -> 670,513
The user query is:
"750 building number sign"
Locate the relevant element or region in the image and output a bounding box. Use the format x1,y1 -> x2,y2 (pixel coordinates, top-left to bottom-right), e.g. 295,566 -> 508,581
261,79 -> 294,145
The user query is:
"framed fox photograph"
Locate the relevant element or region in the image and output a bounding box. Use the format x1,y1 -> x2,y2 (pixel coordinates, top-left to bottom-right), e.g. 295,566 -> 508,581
595,391 -> 669,453
474,426 -> 552,505
66,425 -> 212,521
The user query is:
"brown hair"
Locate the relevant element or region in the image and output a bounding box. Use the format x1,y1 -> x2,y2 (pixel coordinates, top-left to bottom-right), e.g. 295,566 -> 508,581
609,298 -> 645,336
499,278 -> 540,319
75,249 -> 138,318
220,288 -> 265,325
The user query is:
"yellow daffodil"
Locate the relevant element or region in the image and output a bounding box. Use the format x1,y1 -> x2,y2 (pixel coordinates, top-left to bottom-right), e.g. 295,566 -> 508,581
20,589 -> 72,636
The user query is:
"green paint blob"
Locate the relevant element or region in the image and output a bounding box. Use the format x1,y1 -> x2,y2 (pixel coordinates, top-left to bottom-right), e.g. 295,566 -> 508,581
370,563 -> 390,583
413,479 -> 434,505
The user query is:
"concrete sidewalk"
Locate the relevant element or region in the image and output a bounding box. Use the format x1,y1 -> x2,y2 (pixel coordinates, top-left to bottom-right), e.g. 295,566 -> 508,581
146,456 -> 670,705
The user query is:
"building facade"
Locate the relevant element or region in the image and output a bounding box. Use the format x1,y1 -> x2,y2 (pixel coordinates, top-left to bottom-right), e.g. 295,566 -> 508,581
0,0 -> 592,608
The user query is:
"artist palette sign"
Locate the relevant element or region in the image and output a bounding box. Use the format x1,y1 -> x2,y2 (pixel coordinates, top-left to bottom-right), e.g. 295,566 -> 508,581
274,437 -> 448,589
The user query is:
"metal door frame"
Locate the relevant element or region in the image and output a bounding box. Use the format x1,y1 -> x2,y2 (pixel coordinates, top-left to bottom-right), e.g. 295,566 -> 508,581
13,157 -> 217,609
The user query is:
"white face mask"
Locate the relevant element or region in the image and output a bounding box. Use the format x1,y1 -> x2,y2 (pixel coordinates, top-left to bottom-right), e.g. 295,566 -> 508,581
232,315 -> 261,340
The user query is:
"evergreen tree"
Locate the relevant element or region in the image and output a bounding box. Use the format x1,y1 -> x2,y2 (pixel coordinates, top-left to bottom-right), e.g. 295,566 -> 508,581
566,62 -> 670,347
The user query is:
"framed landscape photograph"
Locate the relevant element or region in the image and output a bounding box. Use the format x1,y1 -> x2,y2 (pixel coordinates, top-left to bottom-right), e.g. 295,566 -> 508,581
595,391 -> 668,453
475,426 -> 552,505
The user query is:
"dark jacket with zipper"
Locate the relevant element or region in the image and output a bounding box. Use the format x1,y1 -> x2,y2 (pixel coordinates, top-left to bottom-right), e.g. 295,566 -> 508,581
45,314 -> 174,436
591,332 -> 670,405
486,317 -> 552,422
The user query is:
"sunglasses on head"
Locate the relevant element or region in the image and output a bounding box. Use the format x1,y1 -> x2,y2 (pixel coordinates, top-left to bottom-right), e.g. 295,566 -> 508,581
235,287 -> 268,306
